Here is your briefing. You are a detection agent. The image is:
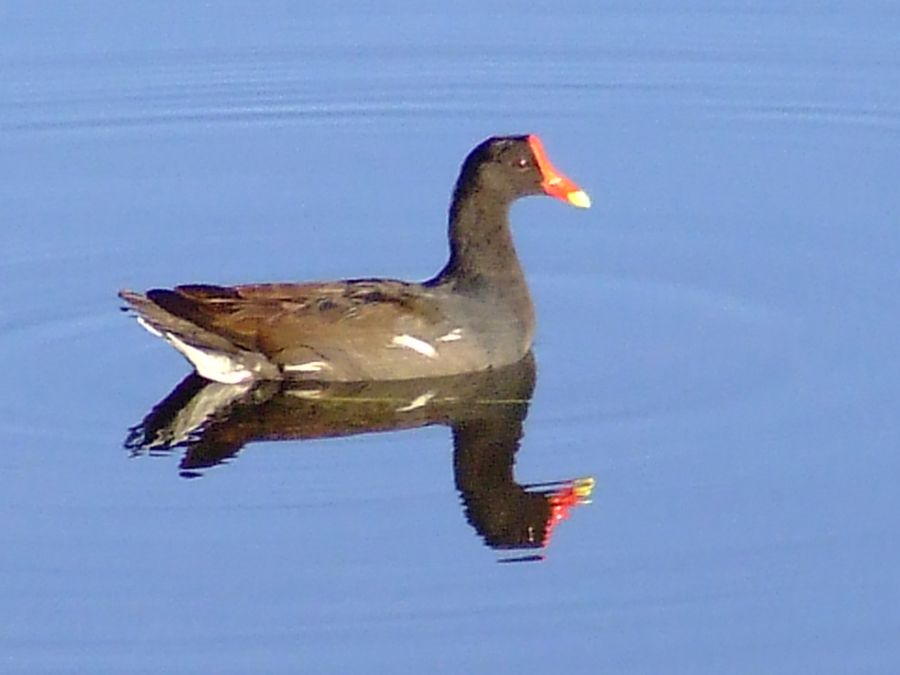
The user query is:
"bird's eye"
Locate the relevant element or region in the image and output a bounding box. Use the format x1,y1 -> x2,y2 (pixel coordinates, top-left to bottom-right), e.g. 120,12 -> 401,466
515,157 -> 530,169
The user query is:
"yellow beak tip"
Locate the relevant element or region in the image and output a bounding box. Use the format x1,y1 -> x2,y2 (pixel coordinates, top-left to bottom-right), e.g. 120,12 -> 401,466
567,190 -> 592,209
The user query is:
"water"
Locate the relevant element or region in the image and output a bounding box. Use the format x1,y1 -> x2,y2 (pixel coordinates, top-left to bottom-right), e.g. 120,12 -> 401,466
3,2 -> 900,673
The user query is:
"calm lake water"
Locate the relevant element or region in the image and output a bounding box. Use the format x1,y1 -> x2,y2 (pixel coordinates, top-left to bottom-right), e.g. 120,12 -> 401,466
3,3 -> 900,673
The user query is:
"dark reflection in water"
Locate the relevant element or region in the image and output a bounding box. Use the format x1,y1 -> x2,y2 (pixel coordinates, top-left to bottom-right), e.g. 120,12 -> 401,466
125,352 -> 593,561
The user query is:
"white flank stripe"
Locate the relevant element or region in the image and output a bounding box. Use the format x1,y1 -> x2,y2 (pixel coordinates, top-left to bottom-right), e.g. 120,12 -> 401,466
391,334 -> 438,358
283,360 -> 330,373
437,328 -> 463,342
396,391 -> 436,412
286,389 -> 324,400
165,333 -> 253,384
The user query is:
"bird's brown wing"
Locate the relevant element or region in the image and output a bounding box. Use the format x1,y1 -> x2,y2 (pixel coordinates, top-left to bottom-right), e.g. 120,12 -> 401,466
146,281 -> 453,369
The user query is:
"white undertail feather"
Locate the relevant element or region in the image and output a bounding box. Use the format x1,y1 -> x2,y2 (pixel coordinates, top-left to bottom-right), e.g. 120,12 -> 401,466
391,334 -> 438,358
144,381 -> 253,448
136,316 -> 164,338
164,333 -> 253,384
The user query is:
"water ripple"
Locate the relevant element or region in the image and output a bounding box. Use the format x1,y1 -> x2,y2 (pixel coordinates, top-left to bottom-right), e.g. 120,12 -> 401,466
4,44 -> 899,134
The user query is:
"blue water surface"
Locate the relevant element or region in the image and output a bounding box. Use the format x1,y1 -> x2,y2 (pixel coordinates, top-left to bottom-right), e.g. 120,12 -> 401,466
2,2 -> 899,673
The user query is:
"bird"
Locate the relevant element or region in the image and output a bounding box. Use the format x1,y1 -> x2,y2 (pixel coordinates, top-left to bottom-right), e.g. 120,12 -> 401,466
120,134 -> 590,384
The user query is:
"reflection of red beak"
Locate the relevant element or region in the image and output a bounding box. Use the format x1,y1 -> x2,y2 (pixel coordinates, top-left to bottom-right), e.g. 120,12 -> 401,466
543,476 -> 595,547
527,135 -> 592,208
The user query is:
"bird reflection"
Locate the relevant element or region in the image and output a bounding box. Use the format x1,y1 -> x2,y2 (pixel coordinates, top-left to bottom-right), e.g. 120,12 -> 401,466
125,352 -> 593,561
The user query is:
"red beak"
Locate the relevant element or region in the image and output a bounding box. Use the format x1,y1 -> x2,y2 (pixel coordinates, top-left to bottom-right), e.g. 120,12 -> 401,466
527,135 -> 591,208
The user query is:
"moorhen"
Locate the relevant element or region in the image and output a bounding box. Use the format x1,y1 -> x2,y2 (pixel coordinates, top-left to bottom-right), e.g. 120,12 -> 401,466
120,134 -> 590,383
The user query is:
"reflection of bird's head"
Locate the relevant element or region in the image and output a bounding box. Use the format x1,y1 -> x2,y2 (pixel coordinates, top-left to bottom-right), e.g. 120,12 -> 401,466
458,475 -> 595,560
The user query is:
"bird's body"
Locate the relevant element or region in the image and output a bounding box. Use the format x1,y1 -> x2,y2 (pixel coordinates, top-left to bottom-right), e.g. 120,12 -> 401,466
120,135 -> 589,384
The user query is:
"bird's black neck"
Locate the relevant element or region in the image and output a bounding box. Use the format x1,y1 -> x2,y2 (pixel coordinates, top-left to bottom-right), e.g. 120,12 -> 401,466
430,182 -> 527,294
